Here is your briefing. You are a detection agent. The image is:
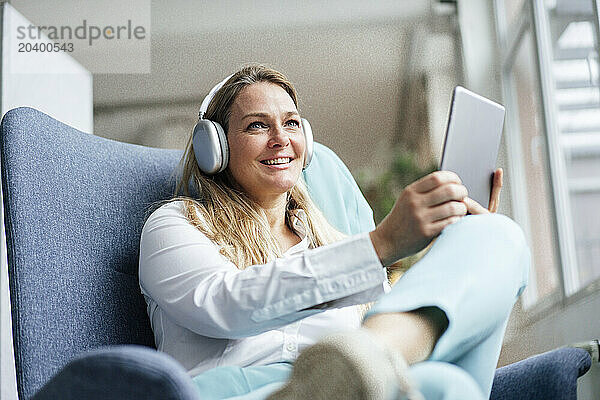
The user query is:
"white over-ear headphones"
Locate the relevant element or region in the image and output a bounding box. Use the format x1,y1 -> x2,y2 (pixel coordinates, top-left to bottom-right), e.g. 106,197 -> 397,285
192,74 -> 314,175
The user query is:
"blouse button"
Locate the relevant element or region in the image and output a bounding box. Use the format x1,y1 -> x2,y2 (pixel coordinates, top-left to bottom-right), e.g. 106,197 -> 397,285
286,343 -> 296,352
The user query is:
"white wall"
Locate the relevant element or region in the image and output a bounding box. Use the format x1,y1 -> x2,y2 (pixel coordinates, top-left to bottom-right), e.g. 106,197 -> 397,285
0,4 -> 93,399
1,3 -> 93,132
94,20 -> 412,174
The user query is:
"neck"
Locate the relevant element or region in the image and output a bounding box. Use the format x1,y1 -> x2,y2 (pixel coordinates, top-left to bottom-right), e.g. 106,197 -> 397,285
256,193 -> 289,235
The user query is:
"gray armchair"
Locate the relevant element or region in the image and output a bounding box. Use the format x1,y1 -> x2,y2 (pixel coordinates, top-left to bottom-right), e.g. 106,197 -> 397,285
0,107 -> 593,400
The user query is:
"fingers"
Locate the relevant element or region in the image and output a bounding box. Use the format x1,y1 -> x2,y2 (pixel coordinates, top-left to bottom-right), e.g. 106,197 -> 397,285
429,215 -> 462,236
428,197 -> 489,239
413,171 -> 462,194
423,183 -> 468,207
427,201 -> 467,222
488,168 -> 503,213
464,197 -> 489,215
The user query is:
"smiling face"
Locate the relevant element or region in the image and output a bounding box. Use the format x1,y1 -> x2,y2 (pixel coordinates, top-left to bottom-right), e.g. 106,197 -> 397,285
226,82 -> 306,205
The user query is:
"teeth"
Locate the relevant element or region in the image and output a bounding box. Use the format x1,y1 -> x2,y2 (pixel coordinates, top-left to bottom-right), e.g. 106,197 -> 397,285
263,158 -> 291,165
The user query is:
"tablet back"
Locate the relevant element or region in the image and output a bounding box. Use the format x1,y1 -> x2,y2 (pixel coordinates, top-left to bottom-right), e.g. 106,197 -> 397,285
440,86 -> 505,209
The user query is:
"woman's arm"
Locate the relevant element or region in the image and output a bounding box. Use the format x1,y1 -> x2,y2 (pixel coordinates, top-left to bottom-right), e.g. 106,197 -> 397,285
138,202 -> 386,340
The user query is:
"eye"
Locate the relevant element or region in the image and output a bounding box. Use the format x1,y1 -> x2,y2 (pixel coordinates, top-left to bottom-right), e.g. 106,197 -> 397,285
285,119 -> 301,128
247,121 -> 267,130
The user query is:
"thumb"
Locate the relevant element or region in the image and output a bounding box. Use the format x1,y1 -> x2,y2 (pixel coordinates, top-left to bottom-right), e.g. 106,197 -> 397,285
464,197 -> 489,215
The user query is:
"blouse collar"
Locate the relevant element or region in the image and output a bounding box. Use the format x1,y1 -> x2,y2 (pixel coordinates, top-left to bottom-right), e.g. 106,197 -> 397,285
286,209 -> 310,254
290,209 -> 308,238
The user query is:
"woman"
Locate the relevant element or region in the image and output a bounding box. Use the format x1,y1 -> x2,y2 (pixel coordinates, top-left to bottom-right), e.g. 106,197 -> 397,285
139,65 -> 529,400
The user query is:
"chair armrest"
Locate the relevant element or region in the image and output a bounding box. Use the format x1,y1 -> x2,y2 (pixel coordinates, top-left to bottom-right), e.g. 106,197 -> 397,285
32,345 -> 200,400
490,347 -> 591,400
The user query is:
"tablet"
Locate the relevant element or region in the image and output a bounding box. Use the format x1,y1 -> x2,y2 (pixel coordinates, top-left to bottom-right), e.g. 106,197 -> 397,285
439,86 -> 505,209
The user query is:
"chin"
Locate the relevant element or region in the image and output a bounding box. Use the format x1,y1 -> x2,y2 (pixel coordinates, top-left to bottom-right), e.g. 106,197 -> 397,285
273,182 -> 296,193
268,178 -> 298,194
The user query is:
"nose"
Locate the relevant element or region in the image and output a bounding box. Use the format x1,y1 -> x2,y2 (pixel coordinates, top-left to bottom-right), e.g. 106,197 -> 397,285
267,125 -> 290,148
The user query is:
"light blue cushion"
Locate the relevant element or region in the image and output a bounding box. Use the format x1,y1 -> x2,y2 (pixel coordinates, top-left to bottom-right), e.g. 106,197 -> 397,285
303,142 -> 375,235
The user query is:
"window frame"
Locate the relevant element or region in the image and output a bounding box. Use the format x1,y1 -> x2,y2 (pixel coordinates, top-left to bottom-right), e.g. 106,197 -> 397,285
494,0 -> 600,321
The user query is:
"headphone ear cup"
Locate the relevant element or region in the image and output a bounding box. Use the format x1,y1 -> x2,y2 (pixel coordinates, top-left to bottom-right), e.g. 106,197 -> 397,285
214,121 -> 229,172
300,118 -> 313,170
192,119 -> 229,175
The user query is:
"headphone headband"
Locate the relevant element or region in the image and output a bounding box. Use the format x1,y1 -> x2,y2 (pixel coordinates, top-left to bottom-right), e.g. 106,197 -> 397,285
198,74 -> 234,119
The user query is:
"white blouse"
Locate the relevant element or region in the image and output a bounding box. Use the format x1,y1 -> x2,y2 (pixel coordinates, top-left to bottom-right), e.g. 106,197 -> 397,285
138,201 -> 387,376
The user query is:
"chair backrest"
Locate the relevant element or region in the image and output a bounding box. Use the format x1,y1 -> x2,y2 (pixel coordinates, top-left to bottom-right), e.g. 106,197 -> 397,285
0,107 -> 375,399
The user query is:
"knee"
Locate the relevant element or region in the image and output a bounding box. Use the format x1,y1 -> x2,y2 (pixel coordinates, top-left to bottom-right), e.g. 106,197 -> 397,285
448,214 -> 530,290
452,213 -> 528,252
489,214 -> 527,247
452,213 -> 525,245
482,214 -> 530,289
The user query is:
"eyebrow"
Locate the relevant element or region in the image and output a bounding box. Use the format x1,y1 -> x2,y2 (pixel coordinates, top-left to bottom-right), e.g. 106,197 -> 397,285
241,111 -> 299,120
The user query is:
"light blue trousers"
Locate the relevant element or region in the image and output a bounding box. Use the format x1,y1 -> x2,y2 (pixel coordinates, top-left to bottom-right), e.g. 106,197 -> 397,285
192,214 -> 530,399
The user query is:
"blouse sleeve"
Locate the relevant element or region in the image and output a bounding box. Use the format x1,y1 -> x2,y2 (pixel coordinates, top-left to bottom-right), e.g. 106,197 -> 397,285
139,201 -> 387,339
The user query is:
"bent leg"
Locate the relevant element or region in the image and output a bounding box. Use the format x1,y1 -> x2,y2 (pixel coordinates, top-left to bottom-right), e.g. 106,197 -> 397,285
364,213 -> 530,395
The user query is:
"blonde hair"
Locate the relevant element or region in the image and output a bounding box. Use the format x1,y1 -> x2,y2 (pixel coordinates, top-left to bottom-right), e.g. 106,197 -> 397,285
173,64 -> 346,268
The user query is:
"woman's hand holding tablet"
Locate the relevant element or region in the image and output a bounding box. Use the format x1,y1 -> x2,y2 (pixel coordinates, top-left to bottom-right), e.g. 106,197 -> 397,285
371,87 -> 505,264
370,170 -> 469,265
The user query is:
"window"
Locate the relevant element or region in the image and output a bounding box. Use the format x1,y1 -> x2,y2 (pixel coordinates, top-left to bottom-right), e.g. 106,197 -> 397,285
504,0 -> 526,26
545,2 -> 600,293
496,0 -> 600,310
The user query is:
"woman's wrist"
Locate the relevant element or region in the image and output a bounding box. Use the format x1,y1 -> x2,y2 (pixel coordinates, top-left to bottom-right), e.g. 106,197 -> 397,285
369,229 -> 393,268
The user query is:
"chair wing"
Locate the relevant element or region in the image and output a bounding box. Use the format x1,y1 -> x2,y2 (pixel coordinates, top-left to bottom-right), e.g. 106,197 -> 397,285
302,142 -> 375,236
1,107 -> 174,398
